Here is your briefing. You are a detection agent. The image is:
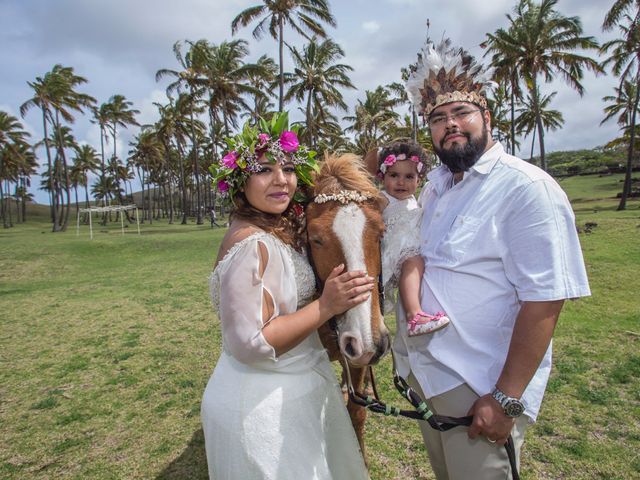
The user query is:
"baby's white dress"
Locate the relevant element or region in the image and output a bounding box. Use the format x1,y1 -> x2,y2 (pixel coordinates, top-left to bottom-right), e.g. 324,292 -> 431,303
380,191 -> 423,311
202,232 -> 368,480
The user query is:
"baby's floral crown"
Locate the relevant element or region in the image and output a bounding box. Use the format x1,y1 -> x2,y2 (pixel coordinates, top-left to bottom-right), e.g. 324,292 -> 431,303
209,112 -> 318,202
377,153 -> 425,179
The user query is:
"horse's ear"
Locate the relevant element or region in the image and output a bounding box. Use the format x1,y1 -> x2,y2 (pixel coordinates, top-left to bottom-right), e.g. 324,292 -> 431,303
363,147 -> 379,177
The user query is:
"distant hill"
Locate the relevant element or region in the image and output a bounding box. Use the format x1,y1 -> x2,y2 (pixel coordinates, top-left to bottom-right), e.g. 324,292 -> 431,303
529,146 -> 638,177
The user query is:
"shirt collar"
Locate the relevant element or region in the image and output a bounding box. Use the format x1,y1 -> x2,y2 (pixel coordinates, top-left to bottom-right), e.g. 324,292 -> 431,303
427,141 -> 504,195
470,141 -> 503,175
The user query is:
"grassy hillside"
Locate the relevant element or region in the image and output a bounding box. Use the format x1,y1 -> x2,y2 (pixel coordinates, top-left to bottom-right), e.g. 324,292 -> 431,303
1,174 -> 638,479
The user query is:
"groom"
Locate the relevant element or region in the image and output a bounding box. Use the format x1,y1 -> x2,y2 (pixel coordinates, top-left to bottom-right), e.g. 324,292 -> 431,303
393,38 -> 591,479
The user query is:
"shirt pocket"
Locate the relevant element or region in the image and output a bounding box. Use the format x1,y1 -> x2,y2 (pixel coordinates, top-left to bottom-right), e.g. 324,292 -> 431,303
436,215 -> 482,263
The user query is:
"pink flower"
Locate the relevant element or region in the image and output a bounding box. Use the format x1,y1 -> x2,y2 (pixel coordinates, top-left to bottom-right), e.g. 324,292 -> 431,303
410,155 -> 420,163
292,203 -> 304,217
279,131 -> 299,153
222,151 -> 238,169
384,154 -> 396,166
217,180 -> 230,193
257,133 -> 270,146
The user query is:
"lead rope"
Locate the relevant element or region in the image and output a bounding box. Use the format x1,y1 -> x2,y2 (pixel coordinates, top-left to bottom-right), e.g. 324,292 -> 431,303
342,350 -> 520,480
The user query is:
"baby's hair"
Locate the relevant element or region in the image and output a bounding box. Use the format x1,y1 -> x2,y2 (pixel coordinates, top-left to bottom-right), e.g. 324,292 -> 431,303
378,141 -> 429,178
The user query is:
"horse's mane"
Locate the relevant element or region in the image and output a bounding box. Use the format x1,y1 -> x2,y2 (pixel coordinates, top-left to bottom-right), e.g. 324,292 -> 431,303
313,153 -> 381,199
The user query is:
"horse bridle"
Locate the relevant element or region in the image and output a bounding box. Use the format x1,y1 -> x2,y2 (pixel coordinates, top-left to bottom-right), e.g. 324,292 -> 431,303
342,350 -> 520,480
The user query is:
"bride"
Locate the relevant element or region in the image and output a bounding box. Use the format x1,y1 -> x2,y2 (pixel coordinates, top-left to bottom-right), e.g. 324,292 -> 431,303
202,112 -> 372,480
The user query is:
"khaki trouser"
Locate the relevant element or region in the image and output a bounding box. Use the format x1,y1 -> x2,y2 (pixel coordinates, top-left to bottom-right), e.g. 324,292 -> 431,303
408,375 -> 529,480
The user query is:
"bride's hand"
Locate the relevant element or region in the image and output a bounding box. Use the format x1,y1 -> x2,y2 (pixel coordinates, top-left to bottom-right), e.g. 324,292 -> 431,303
318,264 -> 375,318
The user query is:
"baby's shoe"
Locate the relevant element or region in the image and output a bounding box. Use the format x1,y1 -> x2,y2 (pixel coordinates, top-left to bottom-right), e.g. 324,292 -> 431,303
407,311 -> 450,336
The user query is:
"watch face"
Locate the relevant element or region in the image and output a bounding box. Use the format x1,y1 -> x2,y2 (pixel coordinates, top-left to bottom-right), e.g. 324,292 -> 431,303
504,400 -> 525,417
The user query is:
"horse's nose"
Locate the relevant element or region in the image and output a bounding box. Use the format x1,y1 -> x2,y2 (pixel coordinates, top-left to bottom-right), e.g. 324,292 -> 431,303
339,332 -> 374,366
369,330 -> 391,365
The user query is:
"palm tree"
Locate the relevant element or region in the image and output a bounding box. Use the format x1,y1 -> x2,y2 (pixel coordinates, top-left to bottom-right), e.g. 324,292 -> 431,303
483,31 -> 524,155
105,95 -> 139,216
602,0 -> 640,210
488,0 -> 601,171
231,0 -> 336,111
154,95 -> 203,224
21,64 -> 95,231
602,80 -> 637,127
344,86 -> 400,154
244,54 -> 278,124
0,111 -> 32,227
129,129 -> 165,222
284,38 -> 354,148
203,39 -> 263,136
515,89 -> 564,162
487,85 -> 520,152
157,40 -> 210,224
92,102 -> 113,207
72,144 -> 100,218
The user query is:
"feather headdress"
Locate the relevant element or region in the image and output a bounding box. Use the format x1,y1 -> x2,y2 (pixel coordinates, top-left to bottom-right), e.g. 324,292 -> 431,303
406,38 -> 495,117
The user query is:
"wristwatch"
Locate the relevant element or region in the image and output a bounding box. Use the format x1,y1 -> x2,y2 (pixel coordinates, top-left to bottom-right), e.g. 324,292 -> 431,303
491,387 -> 525,418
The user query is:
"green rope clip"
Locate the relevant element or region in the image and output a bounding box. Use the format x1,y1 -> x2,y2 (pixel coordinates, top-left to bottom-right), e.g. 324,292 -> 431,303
384,405 -> 401,416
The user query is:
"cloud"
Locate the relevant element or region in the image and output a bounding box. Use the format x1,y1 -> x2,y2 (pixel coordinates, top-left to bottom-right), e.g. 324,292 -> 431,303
362,21 -> 381,34
0,0 -> 621,204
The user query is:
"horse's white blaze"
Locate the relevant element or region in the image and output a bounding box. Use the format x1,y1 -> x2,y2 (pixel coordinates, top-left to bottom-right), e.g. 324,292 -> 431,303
332,204 -> 374,354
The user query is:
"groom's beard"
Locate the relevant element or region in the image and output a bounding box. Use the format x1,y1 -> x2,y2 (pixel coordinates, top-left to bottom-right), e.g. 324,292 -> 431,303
433,123 -> 489,173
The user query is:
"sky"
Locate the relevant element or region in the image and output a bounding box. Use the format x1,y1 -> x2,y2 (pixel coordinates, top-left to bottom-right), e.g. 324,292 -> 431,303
0,0 -> 619,204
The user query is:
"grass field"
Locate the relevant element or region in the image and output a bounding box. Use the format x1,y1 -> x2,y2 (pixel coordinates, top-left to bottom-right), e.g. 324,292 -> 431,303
1,173 -> 639,479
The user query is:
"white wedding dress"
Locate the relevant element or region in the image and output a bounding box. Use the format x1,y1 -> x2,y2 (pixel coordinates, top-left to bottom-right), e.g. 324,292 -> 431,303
202,232 -> 368,480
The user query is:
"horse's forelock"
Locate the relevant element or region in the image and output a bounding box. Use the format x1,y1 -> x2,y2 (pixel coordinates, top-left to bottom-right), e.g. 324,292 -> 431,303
313,153 -> 381,199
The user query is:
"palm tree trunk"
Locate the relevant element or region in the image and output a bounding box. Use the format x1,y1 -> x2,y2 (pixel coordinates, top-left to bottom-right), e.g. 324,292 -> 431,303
618,75 -> 640,211
0,180 -> 6,229
84,181 -> 90,223
412,107 -> 418,142
41,109 -> 56,225
5,180 -> 13,228
531,79 -> 547,171
189,95 -> 203,225
74,185 -> 79,219
52,154 -> 63,232
529,127 -> 537,163
306,93 -> 313,147
15,183 -> 22,224
278,16 -> 284,113
21,177 -> 28,222
137,166 -> 146,222
176,142 -> 188,224
510,82 -> 516,155
162,141 -> 175,224
53,111 -> 72,231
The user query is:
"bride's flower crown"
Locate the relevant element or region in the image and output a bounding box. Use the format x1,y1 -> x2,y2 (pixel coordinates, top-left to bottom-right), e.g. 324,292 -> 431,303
209,112 -> 319,201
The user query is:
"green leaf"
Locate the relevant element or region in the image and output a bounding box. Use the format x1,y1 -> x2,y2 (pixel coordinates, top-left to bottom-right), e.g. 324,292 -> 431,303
273,111 -> 289,134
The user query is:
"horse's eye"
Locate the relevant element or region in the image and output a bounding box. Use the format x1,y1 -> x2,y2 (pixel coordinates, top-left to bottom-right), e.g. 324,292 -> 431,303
310,237 -> 323,246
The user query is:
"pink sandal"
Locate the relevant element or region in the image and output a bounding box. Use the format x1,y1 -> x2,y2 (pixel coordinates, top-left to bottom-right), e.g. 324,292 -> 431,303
407,311 -> 450,336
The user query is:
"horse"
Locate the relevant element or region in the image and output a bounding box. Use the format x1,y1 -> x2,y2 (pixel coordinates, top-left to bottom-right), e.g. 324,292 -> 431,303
305,153 -> 390,457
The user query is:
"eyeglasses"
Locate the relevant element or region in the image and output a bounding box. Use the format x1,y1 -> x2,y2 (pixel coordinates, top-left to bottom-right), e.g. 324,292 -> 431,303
428,109 -> 482,129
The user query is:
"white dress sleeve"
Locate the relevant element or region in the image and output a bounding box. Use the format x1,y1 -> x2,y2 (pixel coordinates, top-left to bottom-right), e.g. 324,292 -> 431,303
212,234 -> 298,364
